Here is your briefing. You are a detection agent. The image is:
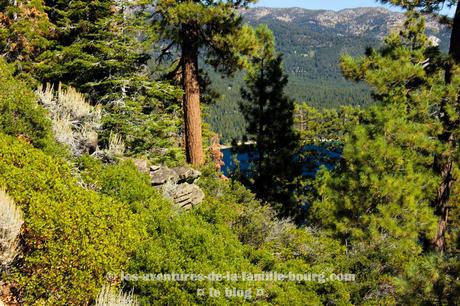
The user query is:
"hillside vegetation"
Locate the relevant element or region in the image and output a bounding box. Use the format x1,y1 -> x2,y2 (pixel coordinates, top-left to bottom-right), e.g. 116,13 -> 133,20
0,1 -> 458,305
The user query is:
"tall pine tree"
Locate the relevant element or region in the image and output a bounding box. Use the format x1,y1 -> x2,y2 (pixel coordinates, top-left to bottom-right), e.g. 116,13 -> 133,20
310,12 -> 460,303
239,26 -> 301,216
380,0 -> 460,252
150,0 -> 258,166
36,0 -> 148,102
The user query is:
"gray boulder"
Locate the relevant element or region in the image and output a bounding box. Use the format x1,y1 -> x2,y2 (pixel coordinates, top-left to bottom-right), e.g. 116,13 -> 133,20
149,165 -> 205,208
150,166 -> 179,186
172,167 -> 201,183
166,183 -> 205,210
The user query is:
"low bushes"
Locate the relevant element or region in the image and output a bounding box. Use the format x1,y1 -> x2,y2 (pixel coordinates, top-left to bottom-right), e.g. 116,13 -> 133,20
0,133 -> 354,305
0,134 -> 144,305
0,58 -> 56,153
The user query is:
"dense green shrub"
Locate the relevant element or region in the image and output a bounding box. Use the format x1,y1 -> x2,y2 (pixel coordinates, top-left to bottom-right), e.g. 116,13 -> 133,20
75,159 -> 353,304
0,116 -> 353,305
120,166 -> 352,305
196,171 -> 352,304
0,58 -> 57,152
0,56 -> 355,303
75,156 -> 161,212
0,134 -> 144,305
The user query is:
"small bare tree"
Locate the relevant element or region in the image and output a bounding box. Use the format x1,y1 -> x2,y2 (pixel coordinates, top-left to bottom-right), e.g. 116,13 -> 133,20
0,189 -> 23,271
36,83 -> 102,156
95,284 -> 138,306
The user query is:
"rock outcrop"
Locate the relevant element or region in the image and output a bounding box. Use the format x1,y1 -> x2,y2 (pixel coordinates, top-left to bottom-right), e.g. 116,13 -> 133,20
150,165 -> 204,209
150,166 -> 179,186
167,183 -> 205,210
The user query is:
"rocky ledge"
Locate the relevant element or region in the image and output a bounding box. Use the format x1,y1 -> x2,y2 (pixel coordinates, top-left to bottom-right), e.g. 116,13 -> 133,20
149,165 -> 205,210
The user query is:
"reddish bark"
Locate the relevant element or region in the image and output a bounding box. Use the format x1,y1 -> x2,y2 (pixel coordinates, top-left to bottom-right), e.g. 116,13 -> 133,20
181,27 -> 204,167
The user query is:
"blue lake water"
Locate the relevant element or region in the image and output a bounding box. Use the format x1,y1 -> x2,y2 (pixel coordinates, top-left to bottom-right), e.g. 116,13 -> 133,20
221,144 -> 342,177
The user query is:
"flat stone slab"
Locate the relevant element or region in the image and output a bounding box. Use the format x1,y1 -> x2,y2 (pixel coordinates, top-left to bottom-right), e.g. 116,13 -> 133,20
167,183 -> 205,210
150,166 -> 179,186
149,165 -> 205,208
172,167 -> 201,183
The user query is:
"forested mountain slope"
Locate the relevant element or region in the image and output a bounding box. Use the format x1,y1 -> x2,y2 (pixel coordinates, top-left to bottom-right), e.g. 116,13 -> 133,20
208,7 -> 450,143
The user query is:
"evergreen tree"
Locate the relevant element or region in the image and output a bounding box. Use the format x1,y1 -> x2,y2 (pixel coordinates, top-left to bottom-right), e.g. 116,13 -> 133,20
295,104 -> 362,144
36,0 -> 148,102
150,0 -> 258,166
310,12 -> 460,302
380,1 -> 459,62
0,0 -> 53,78
239,26 -> 301,216
4,0 -> 187,161
380,0 -> 460,252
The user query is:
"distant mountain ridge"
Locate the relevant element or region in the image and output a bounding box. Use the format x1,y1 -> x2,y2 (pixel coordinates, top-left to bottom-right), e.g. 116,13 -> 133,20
244,7 -> 406,37
242,6 -> 449,51
208,7 -> 451,143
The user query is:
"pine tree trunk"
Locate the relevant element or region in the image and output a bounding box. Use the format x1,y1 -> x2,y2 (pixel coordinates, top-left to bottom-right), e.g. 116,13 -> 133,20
449,4 -> 460,63
431,4 -> 460,251
432,151 -> 453,252
181,29 -> 204,167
